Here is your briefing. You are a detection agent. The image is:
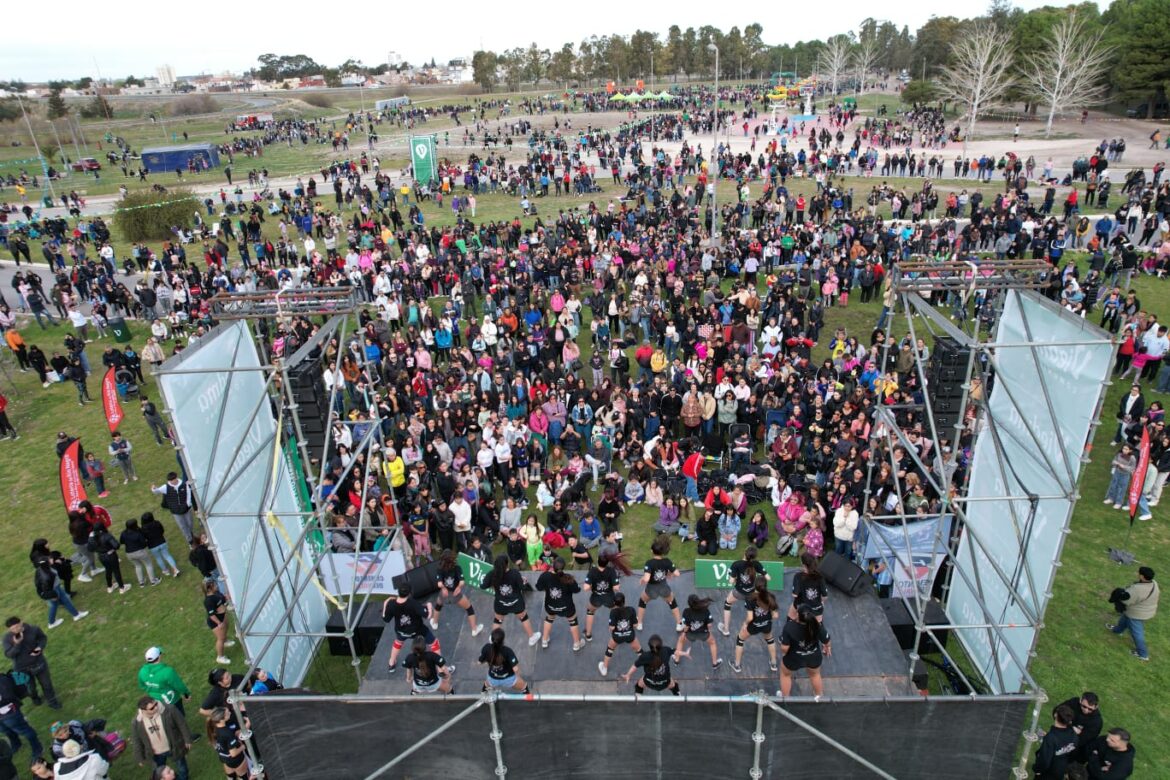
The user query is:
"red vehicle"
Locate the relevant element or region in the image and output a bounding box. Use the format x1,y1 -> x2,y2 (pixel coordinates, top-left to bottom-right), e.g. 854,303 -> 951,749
71,157 -> 101,172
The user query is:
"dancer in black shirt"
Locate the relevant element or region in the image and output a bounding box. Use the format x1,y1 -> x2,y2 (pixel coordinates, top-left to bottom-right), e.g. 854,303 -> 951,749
789,553 -> 828,621
477,628 -> 530,693
382,584 -> 438,672
482,555 -> 540,647
635,536 -> 684,632
622,634 -> 680,696
403,637 -> 454,695
583,552 -> 630,641
731,579 -> 780,674
535,558 -> 585,651
779,607 -> 832,699
674,594 -> 723,669
434,550 -> 484,637
598,592 -> 641,676
720,545 -> 768,636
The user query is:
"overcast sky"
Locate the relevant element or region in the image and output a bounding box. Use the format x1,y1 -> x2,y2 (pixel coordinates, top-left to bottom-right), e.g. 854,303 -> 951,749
7,0 -> 1096,82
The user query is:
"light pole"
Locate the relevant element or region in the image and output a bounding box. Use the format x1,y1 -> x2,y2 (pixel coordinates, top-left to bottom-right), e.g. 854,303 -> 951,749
708,43 -> 720,247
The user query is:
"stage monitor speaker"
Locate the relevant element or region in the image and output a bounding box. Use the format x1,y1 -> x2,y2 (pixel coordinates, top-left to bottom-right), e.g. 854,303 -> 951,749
820,551 -> 873,597
932,336 -> 970,367
326,602 -> 389,656
392,559 -> 442,600
881,598 -> 951,654
912,658 -> 929,692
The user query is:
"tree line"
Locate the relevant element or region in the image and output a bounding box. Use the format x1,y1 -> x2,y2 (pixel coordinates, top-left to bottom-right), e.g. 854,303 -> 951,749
466,0 -> 1169,107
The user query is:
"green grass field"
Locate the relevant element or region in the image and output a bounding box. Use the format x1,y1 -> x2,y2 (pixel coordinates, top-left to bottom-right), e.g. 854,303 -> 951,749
0,119 -> 1164,776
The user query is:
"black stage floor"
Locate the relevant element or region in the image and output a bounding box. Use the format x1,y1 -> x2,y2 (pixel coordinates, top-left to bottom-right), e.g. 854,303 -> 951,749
361,570 -> 915,698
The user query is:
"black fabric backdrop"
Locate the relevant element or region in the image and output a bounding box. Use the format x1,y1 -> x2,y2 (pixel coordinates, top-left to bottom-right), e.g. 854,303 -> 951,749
247,694 -> 1030,779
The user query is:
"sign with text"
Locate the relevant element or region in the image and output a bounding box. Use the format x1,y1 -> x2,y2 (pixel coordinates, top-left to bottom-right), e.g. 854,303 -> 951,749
409,135 -> 437,185
459,552 -> 494,592
319,551 -> 407,596
694,559 -> 784,589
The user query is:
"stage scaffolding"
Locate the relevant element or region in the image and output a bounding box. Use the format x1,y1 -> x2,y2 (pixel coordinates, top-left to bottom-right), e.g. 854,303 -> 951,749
158,287 -> 398,778
864,260 -> 1115,779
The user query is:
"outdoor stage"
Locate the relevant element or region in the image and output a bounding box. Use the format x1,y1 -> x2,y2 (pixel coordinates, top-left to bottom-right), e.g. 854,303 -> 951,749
360,570 -> 916,698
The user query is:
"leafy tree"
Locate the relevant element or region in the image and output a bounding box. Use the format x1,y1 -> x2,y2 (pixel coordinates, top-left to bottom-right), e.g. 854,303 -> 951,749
122,75 -> 144,87
46,87 -> 69,119
548,44 -> 576,85
79,94 -> 112,119
1103,0 -> 1170,101
74,77 -> 93,91
901,79 -> 940,104
472,50 -> 499,92
0,98 -> 22,122
523,44 -> 550,84
913,16 -> 966,78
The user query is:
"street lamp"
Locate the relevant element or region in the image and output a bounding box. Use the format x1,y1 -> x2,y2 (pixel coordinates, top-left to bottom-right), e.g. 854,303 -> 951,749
708,43 -> 720,246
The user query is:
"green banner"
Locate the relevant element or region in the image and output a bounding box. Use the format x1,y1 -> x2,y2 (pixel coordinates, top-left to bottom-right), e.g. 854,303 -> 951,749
459,552 -> 494,593
409,135 -> 437,185
694,559 -> 784,589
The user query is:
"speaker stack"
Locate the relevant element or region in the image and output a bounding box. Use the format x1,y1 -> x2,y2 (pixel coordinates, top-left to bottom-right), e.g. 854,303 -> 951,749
289,360 -> 329,463
927,337 -> 971,443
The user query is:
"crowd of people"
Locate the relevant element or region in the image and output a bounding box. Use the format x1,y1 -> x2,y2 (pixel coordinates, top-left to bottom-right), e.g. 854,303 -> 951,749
0,89 -> 1164,778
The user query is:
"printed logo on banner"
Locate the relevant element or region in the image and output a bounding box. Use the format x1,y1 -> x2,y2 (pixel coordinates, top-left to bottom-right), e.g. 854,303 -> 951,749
320,551 -> 406,595
694,559 -> 784,589
459,553 -> 494,592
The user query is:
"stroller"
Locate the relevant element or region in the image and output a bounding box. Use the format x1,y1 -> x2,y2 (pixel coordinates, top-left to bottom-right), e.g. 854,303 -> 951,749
115,367 -> 140,400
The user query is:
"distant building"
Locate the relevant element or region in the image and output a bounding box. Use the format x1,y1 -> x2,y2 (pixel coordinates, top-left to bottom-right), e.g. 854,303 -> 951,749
156,65 -> 175,87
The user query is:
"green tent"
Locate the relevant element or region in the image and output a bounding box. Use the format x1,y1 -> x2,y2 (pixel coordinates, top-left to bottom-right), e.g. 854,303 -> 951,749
655,91 -> 676,101
609,93 -> 630,101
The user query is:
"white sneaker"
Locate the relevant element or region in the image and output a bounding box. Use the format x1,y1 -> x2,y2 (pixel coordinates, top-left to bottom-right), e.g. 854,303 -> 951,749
107,586 -> 115,594
572,641 -> 585,652
540,640 -> 549,649
216,656 -> 232,664
472,625 -> 485,637
77,574 -> 93,583
676,621 -> 686,633
1140,513 -> 1153,521
598,661 -> 608,676
527,633 -> 541,647
430,619 -> 439,630
47,619 -> 65,629
92,567 -> 105,575
717,623 -> 730,637
120,584 -> 132,594
73,611 -> 89,622
224,640 -> 236,648
1104,498 -> 1114,504
635,623 -> 643,631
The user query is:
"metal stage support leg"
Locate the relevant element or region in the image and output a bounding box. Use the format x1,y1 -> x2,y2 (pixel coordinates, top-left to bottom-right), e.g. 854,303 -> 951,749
488,693 -> 508,777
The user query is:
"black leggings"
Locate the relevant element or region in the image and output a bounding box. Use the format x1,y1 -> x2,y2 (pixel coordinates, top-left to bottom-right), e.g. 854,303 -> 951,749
103,556 -> 125,588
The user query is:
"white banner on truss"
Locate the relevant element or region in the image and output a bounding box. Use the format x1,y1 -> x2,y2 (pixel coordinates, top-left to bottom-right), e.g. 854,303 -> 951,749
158,320 -> 329,687
946,291 -> 1113,694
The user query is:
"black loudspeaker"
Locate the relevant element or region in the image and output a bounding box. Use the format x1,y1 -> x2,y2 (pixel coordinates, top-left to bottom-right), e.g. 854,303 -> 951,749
289,361 -> 328,461
325,602 -> 388,656
391,559 -> 441,600
912,658 -> 929,692
820,551 -> 874,597
881,598 -> 951,654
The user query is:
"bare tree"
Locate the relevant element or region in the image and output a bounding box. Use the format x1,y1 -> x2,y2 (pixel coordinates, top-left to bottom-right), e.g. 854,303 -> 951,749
852,38 -> 880,96
816,35 -> 852,96
1023,13 -> 1113,137
936,23 -> 1015,147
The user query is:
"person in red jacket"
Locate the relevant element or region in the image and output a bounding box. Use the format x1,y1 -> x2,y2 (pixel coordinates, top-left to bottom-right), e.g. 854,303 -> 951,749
634,342 -> 654,382
682,449 -> 704,503
704,486 -> 733,513
0,393 -> 17,440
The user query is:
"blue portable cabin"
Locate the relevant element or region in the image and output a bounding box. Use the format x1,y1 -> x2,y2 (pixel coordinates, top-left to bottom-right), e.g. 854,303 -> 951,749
141,143 -> 221,173
375,97 -> 411,111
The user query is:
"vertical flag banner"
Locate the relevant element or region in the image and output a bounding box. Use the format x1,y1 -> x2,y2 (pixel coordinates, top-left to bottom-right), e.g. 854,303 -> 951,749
1128,426 -> 1151,522
59,439 -> 87,511
409,136 -> 437,185
102,368 -> 124,432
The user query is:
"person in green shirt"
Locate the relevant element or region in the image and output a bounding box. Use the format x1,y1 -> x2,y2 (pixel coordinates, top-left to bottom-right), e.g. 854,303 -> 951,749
138,646 -> 191,715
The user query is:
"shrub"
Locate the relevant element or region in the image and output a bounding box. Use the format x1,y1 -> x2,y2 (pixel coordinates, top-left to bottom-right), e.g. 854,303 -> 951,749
168,94 -> 218,116
300,92 -> 334,109
114,187 -> 199,242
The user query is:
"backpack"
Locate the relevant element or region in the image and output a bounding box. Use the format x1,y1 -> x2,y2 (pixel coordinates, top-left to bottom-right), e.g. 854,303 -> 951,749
34,568 -> 56,600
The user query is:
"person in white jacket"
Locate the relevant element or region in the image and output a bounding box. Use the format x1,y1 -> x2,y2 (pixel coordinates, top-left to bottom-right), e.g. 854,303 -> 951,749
832,498 -> 860,560
53,739 -> 109,780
